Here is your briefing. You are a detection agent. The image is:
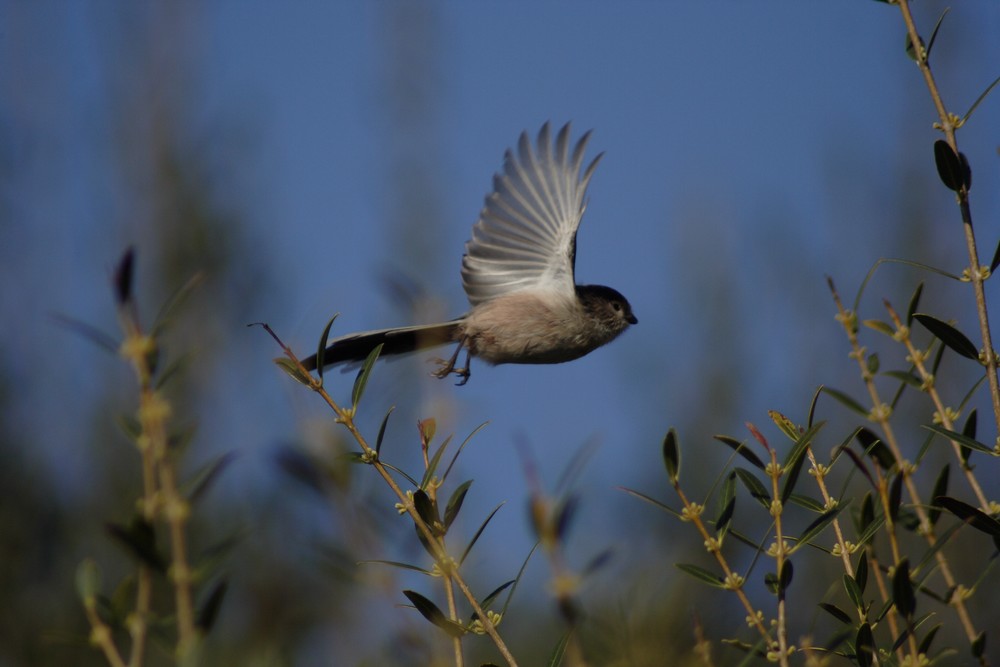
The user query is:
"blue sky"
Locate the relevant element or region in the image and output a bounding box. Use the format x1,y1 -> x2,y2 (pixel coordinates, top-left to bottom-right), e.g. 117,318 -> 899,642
3,1 -> 1000,660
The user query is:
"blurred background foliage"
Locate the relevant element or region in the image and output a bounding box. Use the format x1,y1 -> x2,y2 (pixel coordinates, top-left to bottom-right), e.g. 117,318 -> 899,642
1,2 -> 999,665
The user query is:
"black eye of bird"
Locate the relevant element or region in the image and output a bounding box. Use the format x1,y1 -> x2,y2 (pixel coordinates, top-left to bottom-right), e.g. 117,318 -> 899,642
612,302 -> 622,312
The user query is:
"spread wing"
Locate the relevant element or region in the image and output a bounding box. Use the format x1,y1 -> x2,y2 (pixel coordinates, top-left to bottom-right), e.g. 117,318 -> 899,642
461,122 -> 602,306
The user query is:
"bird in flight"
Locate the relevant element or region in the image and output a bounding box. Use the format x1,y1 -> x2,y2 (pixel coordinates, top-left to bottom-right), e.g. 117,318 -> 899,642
300,122 -> 636,385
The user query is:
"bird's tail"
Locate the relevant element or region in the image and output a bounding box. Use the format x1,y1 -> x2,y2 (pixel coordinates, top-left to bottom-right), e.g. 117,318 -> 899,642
299,320 -> 462,371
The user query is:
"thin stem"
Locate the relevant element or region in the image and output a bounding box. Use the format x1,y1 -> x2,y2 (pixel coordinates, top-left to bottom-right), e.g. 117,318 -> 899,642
895,0 -> 1000,438
295,361 -> 518,667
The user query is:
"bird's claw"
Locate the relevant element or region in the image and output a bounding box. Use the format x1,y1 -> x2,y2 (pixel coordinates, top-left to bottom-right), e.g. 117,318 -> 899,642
431,358 -> 470,385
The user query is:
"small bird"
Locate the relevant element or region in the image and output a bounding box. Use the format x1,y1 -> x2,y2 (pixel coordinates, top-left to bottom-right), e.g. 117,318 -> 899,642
300,122 -> 636,385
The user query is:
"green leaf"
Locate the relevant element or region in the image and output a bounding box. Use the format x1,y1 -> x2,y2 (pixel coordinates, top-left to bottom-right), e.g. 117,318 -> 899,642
375,406 -> 394,457
75,559 -> 102,602
479,580 -> 514,612
714,434 -> 765,470
855,428 -> 896,470
460,502 -> 505,565
906,282 -> 924,326
935,496 -> 1000,537
715,473 -> 737,538
924,8 -> 949,59
275,357 -> 313,386
351,343 -> 383,407
420,435 -> 453,490
617,487 -> 681,518
781,421 -> 825,504
924,424 -> 996,455
442,421 -> 489,482
402,590 -> 466,637
114,246 -> 136,306
734,467 -> 771,509
314,315 -> 338,381
972,631 -> 987,659
358,559 -> 434,575
184,451 -> 238,503
444,480 -> 473,529
787,493 -> 826,513
990,239 -> 1000,275
928,465 -> 950,526
779,560 -> 793,594
412,489 -> 439,529
768,410 -> 800,441
547,631 -> 572,667
883,370 -> 923,388
554,496 -> 579,542
961,410 -> 978,465
676,563 -> 726,588
823,387 -> 868,417
915,313 -> 978,360
844,573 -> 864,611
106,517 -> 167,572
818,602 -> 851,625
196,579 -> 228,632
917,624 -> 942,655
888,473 -> 903,523
856,622 -> 875,667
152,270 -> 205,337
856,552 -> 869,594
933,140 -> 972,193
963,72 -> 1000,126
893,558 -> 916,618
789,506 -> 843,555
662,428 -> 680,483
863,319 -> 895,337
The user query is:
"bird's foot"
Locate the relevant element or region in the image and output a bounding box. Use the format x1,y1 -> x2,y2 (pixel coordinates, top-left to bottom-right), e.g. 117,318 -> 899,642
431,358 -> 471,385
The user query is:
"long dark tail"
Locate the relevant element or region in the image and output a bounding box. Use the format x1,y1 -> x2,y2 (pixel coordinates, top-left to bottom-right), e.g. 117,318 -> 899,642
299,320 -> 462,371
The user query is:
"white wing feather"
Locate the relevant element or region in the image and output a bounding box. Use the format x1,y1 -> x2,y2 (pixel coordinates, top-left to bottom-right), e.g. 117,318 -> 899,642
461,123 -> 602,306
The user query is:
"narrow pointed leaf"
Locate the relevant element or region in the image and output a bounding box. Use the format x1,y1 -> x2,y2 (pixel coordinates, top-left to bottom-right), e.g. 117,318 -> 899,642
789,506 -> 843,555
76,559 -> 102,602
888,473 -> 903,523
856,552 -> 869,594
963,72 -> 1000,126
906,282 -> 924,326
51,314 -> 119,355
924,424 -> 995,455
781,422 -> 825,504
412,489 -> 439,529
714,434 -> 765,470
196,580 -> 228,631
358,559 -> 435,575
924,8 -> 949,59
662,428 -> 680,483
402,590 -> 466,637
420,435 -> 453,490
818,602 -> 851,625
375,406 -> 394,456
351,343 -> 383,407
460,502 -> 505,565
914,313 -> 978,360
734,467 -> 771,508
676,563 -> 726,588
844,574 -> 864,613
893,558 -> 916,618
768,410 -> 800,441
823,387 -> 868,417
275,357 -> 313,386
856,622 -> 875,667
106,517 -> 167,572
935,496 -> 1000,537
444,479 -> 473,529
184,451 -> 238,503
855,428 -> 896,469
928,464 -> 949,526
114,247 -> 136,306
314,315 -> 338,380
990,239 -> 1000,275
617,487 -> 681,518
961,409 -> 978,465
